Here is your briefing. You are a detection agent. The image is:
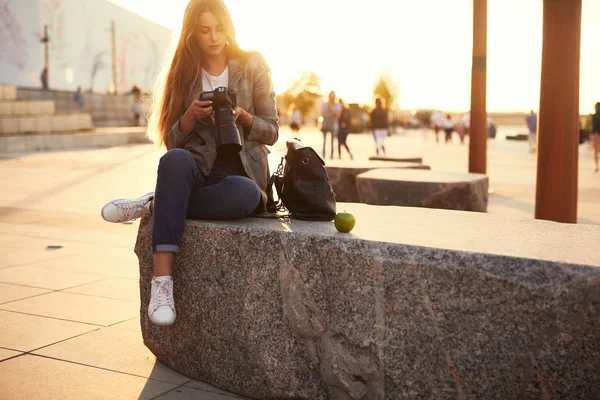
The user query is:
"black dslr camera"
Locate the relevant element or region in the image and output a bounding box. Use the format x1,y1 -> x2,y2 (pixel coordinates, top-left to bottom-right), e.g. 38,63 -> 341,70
200,87 -> 241,155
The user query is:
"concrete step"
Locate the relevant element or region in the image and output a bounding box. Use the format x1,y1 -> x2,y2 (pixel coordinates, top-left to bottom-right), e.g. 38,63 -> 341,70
0,114 -> 92,134
0,127 -> 149,153
0,101 -> 56,117
0,86 -> 17,101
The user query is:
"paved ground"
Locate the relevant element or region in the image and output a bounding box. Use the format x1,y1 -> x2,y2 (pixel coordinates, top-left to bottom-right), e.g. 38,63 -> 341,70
0,126 -> 598,400
295,126 -> 600,225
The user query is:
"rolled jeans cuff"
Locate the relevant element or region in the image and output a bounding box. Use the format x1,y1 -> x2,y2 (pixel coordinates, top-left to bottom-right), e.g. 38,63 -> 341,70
154,244 -> 181,254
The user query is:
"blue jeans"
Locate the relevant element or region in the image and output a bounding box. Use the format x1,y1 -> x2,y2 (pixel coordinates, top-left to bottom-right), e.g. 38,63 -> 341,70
322,127 -> 338,159
152,149 -> 261,253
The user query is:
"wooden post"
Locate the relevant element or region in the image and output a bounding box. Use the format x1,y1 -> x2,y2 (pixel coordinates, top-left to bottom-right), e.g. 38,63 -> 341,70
535,0 -> 582,223
111,20 -> 117,94
469,0 -> 487,174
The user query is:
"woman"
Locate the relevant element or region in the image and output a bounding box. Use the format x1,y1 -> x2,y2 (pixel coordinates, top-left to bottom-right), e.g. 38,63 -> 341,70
370,98 -> 388,156
288,103 -> 301,135
320,91 -> 341,159
130,85 -> 142,126
443,114 -> 454,143
337,99 -> 353,159
100,0 -> 278,326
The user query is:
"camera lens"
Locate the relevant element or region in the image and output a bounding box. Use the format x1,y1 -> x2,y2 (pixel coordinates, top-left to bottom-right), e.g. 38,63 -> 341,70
215,107 -> 242,155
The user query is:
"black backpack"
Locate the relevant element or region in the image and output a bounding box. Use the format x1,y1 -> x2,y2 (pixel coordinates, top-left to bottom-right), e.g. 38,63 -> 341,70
267,139 -> 336,221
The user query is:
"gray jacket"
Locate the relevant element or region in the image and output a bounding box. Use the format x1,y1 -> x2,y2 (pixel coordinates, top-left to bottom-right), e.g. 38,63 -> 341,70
166,52 -> 279,212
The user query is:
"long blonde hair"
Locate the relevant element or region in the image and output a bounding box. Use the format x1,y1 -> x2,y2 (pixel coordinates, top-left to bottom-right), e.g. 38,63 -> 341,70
148,0 -> 245,147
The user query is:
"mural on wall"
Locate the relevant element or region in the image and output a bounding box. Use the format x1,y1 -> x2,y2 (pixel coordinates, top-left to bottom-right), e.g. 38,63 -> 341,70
0,0 -> 170,91
76,1 -> 110,91
118,31 -> 147,92
118,28 -> 166,92
90,50 -> 109,91
0,0 -> 29,71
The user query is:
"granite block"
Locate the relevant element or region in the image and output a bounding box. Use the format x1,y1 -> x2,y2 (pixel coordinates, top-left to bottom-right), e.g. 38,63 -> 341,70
50,116 -> 67,132
2,117 -> 20,134
368,156 -> 423,163
19,118 -> 36,133
356,169 -> 489,212
0,102 -> 12,116
5,136 -> 27,152
135,204 -> 600,400
325,160 -> 430,202
3,86 -> 17,101
34,116 -> 52,134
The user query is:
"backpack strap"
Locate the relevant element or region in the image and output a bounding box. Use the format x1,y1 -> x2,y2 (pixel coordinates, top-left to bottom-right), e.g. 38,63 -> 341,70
266,156 -> 287,215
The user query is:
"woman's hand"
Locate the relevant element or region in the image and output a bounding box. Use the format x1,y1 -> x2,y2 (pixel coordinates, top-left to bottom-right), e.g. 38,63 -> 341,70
178,93 -> 213,135
232,106 -> 253,129
184,93 -> 213,121
231,106 -> 246,121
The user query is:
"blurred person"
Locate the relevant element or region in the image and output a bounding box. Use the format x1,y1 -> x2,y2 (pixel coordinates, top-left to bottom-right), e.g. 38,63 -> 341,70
488,121 -> 497,139
100,0 -> 278,326
443,114 -> 454,143
526,110 -> 537,153
592,102 -> 600,172
40,67 -> 48,90
130,85 -> 143,126
321,91 -> 341,158
421,112 -> 431,141
431,110 -> 442,143
584,114 -> 593,147
456,113 -> 468,144
371,98 -> 388,156
337,99 -> 353,160
361,110 -> 369,131
288,103 -> 302,136
72,86 -> 85,112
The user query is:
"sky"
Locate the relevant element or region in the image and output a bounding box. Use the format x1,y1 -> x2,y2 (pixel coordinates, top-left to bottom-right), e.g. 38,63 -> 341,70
110,0 -> 600,113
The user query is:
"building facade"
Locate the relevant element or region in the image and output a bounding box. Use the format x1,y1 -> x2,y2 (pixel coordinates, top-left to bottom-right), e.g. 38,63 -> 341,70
0,0 -> 171,93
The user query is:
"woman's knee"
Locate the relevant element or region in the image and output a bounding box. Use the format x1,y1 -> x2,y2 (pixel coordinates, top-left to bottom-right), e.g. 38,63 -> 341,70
158,149 -> 195,173
228,176 -> 261,215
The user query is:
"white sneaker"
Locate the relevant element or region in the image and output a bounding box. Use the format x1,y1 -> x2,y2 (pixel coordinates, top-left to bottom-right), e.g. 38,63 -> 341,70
148,276 -> 176,326
101,192 -> 154,223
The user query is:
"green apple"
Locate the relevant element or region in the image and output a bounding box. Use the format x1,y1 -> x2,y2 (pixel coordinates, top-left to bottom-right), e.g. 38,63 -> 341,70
334,211 -> 356,233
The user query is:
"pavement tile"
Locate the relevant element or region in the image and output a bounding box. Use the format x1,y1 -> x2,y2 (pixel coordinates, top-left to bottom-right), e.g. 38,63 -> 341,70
34,326 -> 190,385
0,282 -> 49,304
0,310 -> 98,351
0,348 -> 23,361
185,380 -> 246,398
0,242 -> 74,269
0,291 -> 138,326
0,233 -> 30,247
0,354 -> 177,400
0,264 -> 105,290
65,277 -> 140,301
111,317 -> 141,332
33,252 -> 140,279
156,386 -> 247,400
0,220 -> 136,248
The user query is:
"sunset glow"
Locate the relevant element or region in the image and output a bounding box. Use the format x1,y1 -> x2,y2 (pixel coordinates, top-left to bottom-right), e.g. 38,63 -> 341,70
111,0 -> 600,113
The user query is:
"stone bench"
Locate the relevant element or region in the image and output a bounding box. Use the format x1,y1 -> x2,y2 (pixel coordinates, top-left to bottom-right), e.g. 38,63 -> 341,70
368,156 -> 423,163
357,168 -> 489,212
506,133 -> 529,141
325,160 -> 430,202
135,204 -> 600,400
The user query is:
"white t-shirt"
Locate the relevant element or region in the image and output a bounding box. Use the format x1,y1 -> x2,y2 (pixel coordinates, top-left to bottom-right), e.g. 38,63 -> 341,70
444,117 -> 454,129
202,66 -> 229,92
432,111 -> 443,127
